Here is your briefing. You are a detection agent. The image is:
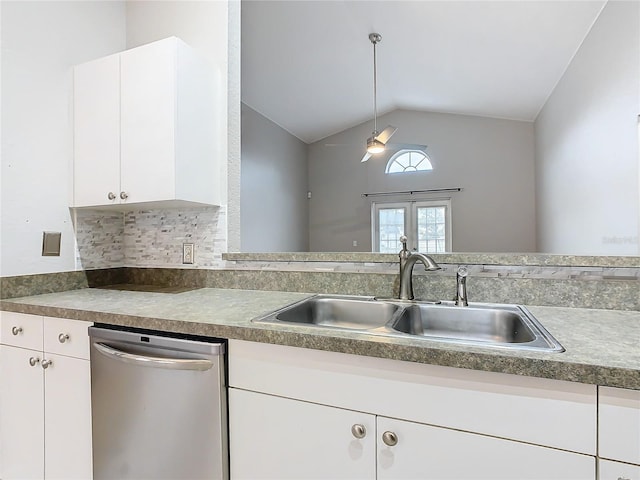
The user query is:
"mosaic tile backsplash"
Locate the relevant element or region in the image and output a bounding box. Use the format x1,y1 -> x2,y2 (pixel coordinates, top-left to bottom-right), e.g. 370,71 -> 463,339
74,210 -> 124,269
74,206 -> 226,269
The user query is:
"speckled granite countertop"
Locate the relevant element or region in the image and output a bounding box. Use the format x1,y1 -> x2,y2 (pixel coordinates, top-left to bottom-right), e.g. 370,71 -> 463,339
1,287 -> 638,390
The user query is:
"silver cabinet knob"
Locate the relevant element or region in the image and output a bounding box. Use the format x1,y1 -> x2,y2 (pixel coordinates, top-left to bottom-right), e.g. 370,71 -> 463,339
351,424 -> 366,439
108,192 -> 116,200
29,357 -> 40,367
119,191 -> 128,200
11,326 -> 23,336
41,359 -> 53,369
382,431 -> 398,447
58,333 -> 70,343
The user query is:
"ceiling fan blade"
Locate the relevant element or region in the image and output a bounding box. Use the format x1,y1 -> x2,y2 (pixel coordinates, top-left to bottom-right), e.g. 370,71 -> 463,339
375,125 -> 398,145
361,152 -> 373,163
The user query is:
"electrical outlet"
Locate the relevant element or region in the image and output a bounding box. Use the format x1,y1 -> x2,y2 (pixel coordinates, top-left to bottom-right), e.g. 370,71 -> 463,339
182,243 -> 194,264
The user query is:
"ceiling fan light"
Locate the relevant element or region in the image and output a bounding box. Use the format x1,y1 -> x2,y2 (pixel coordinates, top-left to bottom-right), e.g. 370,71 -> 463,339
367,137 -> 385,154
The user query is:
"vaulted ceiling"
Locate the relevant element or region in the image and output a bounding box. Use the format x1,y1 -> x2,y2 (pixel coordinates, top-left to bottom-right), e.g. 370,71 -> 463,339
241,0 -> 607,144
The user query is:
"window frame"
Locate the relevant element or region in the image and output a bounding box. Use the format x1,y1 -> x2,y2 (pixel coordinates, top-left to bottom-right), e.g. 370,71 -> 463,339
372,199 -> 452,253
371,202 -> 408,254
385,149 -> 433,174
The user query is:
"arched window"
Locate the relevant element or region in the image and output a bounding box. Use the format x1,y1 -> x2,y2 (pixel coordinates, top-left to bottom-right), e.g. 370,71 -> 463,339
385,150 -> 433,174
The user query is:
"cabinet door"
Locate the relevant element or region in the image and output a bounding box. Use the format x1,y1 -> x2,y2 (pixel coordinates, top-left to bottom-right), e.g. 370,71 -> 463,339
44,353 -> 92,480
599,386 -> 640,465
229,388 -> 375,480
599,459 -> 640,480
120,37 -> 177,204
377,416 -> 595,480
73,53 -> 121,207
0,345 -> 45,480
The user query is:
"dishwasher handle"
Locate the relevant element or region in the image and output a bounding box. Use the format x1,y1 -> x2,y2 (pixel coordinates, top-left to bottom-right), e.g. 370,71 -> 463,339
93,342 -> 215,371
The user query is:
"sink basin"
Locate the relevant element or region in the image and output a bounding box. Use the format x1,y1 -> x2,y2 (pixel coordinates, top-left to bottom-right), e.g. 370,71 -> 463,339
390,302 -> 563,351
253,295 -> 563,352
259,295 -> 401,330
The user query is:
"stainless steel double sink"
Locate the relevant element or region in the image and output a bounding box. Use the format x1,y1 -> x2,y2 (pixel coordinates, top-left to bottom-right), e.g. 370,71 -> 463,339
253,295 -> 564,352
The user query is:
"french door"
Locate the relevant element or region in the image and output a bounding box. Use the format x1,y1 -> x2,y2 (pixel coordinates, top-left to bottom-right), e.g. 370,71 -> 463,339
373,200 -> 452,253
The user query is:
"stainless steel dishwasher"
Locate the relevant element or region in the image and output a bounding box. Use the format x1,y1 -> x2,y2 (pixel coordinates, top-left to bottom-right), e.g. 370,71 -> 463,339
89,325 -> 228,480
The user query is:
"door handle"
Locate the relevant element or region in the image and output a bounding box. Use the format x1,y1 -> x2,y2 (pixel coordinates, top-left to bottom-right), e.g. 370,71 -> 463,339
92,342 -> 214,371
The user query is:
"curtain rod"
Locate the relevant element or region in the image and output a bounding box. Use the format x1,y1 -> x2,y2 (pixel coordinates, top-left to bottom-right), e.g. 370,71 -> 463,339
361,187 -> 462,198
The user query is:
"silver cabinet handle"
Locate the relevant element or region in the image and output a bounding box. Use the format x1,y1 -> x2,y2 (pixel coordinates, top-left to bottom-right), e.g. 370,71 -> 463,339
108,192 -> 116,200
29,357 -> 40,367
93,342 -> 214,371
351,424 -> 366,439
119,191 -> 128,200
41,359 -> 53,369
617,477 -> 631,480
382,431 -> 398,446
58,333 -> 70,343
11,326 -> 23,336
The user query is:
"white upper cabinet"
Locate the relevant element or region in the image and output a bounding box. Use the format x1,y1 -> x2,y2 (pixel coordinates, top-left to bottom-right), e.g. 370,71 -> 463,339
73,53 -> 121,207
72,36 -> 219,208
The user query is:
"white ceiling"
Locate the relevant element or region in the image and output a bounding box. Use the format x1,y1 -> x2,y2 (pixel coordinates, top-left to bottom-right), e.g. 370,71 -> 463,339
241,0 -> 607,144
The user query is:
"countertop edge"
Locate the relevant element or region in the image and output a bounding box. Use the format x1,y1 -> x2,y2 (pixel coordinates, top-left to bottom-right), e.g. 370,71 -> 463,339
2,298 -> 638,391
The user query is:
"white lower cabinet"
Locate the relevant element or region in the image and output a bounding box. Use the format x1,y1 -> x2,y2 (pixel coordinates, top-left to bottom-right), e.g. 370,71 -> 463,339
230,388 -> 594,480
0,313 -> 92,480
228,340 -> 598,480
598,386 -> 640,479
0,344 -> 45,479
599,386 -> 640,467
229,389 -> 375,479
376,416 -> 594,480
599,459 -> 640,480
44,352 -> 92,480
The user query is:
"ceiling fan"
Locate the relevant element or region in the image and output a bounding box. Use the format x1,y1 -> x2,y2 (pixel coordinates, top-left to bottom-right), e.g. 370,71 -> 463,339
362,32 -> 396,163
325,33 -> 427,159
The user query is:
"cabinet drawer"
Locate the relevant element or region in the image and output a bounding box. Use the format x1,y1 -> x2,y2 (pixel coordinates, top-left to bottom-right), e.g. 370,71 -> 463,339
599,387 -> 640,465
0,312 -> 43,350
44,317 -> 92,360
599,459 -> 640,480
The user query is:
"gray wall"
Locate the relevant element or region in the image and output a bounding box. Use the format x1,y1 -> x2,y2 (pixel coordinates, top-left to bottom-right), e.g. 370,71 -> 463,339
241,104 -> 309,251
308,109 -> 536,253
535,0 -> 640,255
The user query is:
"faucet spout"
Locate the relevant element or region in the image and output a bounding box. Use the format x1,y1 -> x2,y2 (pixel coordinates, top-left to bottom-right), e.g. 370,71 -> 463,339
399,253 -> 441,301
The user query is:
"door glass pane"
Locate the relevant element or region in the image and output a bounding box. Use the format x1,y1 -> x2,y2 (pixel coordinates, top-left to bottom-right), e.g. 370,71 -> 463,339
416,206 -> 446,253
378,208 -> 405,253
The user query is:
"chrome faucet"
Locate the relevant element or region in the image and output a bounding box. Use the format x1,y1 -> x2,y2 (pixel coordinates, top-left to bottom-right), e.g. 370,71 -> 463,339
398,236 -> 441,300
454,266 -> 469,306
